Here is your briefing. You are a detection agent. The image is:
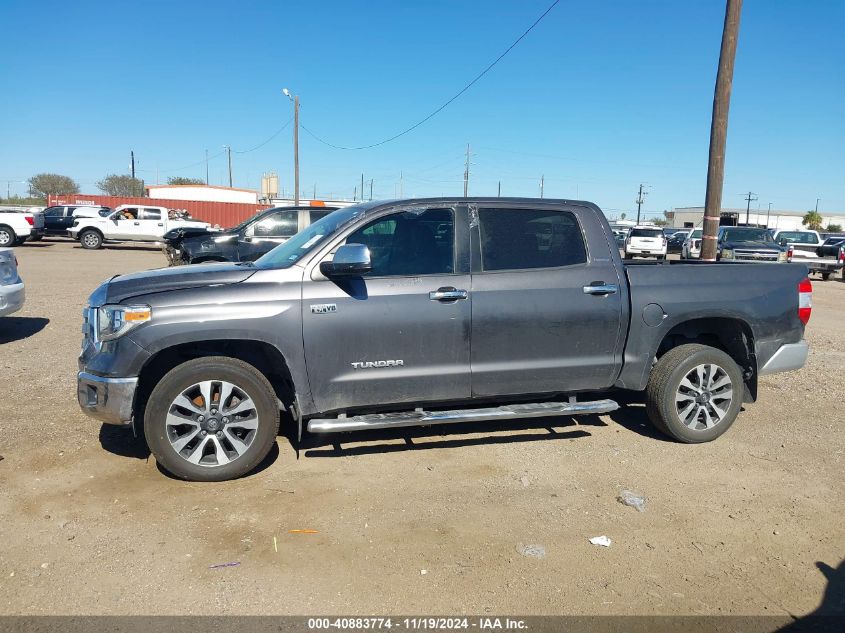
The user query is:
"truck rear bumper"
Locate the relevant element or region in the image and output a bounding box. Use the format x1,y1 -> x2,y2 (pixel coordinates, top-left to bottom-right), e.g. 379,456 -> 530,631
759,341 -> 809,376
0,282 -> 25,317
77,371 -> 138,426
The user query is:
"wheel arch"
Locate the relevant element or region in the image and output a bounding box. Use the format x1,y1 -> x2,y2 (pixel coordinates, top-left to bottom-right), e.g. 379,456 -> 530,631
135,339 -> 300,435
655,316 -> 757,402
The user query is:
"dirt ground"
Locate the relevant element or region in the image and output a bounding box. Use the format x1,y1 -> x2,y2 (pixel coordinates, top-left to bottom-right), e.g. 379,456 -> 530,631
0,239 -> 842,616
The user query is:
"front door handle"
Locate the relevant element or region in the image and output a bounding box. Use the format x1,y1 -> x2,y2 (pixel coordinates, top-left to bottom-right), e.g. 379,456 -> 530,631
134,221 -> 140,225
583,283 -> 618,295
157,223 -> 164,226
429,287 -> 468,302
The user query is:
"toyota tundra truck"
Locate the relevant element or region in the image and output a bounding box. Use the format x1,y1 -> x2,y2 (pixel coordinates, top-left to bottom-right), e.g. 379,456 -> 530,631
77,198 -> 812,481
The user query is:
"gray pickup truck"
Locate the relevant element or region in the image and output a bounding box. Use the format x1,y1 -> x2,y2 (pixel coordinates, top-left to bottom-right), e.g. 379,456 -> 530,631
77,198 -> 812,481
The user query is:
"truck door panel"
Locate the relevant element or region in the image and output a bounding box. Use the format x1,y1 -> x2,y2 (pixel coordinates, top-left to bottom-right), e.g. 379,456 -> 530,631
470,204 -> 625,397
302,206 -> 471,413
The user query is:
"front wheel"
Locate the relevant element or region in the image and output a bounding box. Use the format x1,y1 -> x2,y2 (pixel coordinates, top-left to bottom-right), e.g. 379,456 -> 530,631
79,230 -> 103,249
0,226 -> 15,247
144,357 -> 280,481
646,343 -> 743,443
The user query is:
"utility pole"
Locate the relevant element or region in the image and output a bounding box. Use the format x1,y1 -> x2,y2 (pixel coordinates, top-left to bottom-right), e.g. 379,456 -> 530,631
399,171 -> 404,197
130,150 -> 135,179
743,191 -> 757,225
815,198 -> 820,213
540,175 -> 545,199
636,184 -> 648,224
463,143 -> 470,197
205,149 -> 209,185
282,88 -> 300,206
766,202 -> 772,228
353,186 -> 357,201
223,145 -> 233,188
293,95 -> 300,206
497,181 -> 501,197
700,0 -> 743,261
313,183 -> 317,199
361,174 -> 364,202
369,179 -> 374,201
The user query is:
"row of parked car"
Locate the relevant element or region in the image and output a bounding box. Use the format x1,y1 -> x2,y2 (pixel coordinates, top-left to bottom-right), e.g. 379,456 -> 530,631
613,223 -> 844,279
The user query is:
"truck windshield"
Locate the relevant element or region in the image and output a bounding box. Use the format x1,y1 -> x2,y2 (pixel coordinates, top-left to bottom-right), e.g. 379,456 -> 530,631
722,228 -> 774,242
254,205 -> 367,269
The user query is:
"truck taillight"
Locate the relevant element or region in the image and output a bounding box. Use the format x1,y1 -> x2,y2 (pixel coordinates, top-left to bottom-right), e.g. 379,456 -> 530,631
787,245 -> 794,262
798,277 -> 812,325
25,216 -> 34,226
839,246 -> 845,263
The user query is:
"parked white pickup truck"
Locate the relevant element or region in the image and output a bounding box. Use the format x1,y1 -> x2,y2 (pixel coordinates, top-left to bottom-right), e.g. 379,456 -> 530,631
0,208 -> 46,247
69,205 -> 211,249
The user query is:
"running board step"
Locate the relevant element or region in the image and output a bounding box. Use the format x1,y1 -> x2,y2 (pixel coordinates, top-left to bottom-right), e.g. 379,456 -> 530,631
306,399 -> 619,434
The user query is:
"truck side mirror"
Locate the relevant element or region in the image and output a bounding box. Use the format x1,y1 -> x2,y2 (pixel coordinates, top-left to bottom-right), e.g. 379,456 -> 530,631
320,243 -> 372,277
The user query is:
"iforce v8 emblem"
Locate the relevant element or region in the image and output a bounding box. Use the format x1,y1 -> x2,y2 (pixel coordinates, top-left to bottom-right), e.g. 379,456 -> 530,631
310,304 -> 337,314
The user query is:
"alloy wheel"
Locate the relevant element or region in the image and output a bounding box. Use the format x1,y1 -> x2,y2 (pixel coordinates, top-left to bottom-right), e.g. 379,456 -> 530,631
674,363 -> 734,430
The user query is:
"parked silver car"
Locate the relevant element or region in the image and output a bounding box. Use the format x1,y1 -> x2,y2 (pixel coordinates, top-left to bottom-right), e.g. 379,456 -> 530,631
0,248 -> 25,317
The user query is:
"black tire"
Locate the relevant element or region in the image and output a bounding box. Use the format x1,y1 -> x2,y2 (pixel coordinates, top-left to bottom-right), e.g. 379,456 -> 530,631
79,229 -> 103,249
0,225 -> 15,248
13,237 -> 27,247
29,234 -> 43,242
623,253 -> 632,260
645,343 -> 743,443
144,356 -> 280,481
821,272 -> 832,281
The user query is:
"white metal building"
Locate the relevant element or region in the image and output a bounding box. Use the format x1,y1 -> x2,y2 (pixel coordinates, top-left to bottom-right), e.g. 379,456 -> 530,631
147,184 -> 260,204
666,207 -> 844,231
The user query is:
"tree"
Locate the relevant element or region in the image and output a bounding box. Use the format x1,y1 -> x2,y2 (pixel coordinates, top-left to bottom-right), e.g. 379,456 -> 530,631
620,213 -> 627,220
167,176 -> 205,186
653,218 -> 668,226
97,174 -> 145,197
825,223 -> 842,233
28,173 -> 79,198
802,210 -> 824,231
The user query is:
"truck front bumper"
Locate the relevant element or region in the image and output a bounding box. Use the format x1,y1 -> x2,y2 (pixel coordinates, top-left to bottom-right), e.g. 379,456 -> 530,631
77,371 -> 138,426
759,341 -> 809,376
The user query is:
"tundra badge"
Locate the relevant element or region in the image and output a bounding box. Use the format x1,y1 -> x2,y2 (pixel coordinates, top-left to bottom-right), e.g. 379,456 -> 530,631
310,304 -> 337,314
351,360 -> 405,369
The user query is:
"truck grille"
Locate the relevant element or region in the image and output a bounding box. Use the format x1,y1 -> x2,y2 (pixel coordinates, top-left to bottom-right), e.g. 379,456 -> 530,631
734,249 -> 779,262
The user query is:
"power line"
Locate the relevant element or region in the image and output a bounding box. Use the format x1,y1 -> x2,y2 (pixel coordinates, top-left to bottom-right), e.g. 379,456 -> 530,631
300,0 -> 561,151
234,116 -> 293,154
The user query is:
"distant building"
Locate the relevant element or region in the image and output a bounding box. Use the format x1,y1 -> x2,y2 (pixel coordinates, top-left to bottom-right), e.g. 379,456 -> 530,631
147,184 -> 259,205
666,207 -> 844,231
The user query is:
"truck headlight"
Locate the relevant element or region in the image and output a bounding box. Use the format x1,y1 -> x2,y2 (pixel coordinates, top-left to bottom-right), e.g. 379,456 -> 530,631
721,249 -> 734,259
778,251 -> 787,262
97,305 -> 151,341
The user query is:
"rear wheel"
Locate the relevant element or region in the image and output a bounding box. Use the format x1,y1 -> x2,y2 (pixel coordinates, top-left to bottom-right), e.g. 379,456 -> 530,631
0,226 -> 15,247
144,357 -> 280,481
79,229 -> 103,249
646,344 -> 743,443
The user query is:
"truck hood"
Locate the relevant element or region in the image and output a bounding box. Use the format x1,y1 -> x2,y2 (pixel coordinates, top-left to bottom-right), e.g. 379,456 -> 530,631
102,262 -> 256,304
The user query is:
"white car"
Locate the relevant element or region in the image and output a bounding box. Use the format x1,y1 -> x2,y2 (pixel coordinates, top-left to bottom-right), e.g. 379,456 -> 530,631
624,226 -> 667,259
770,229 -> 823,260
0,248 -> 25,317
0,209 -> 45,247
682,229 -> 704,259
69,204 -> 211,249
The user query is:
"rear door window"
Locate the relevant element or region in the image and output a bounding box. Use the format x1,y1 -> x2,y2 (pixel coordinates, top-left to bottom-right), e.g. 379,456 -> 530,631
251,210 -> 298,237
478,208 -> 587,271
140,208 -> 162,220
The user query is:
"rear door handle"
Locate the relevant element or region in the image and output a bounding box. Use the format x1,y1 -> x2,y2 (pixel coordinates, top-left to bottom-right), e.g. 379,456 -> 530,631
583,283 -> 618,295
429,287 -> 468,302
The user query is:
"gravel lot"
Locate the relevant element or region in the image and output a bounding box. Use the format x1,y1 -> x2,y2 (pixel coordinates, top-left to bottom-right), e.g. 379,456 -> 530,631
0,239 -> 843,616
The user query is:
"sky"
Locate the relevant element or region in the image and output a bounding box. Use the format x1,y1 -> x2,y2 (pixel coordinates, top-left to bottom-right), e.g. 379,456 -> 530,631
1,0 -> 843,219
